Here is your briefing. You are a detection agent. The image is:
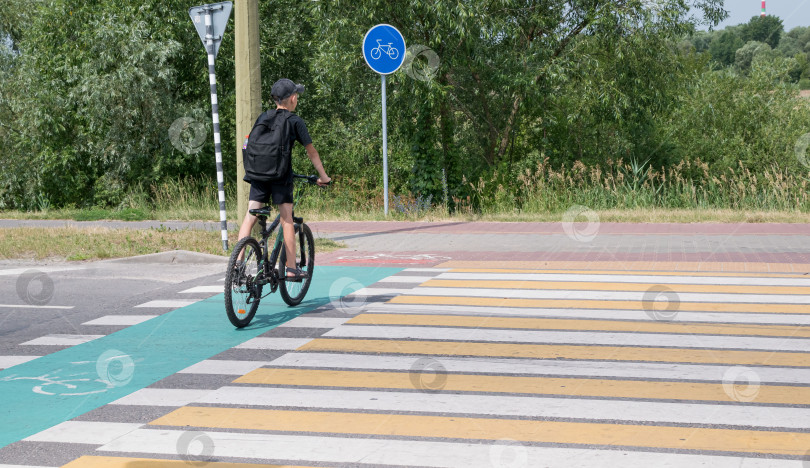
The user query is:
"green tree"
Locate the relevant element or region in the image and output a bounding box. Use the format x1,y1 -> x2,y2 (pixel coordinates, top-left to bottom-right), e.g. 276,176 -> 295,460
787,53 -> 809,82
709,29 -> 744,67
310,0 -> 726,202
666,62 -> 810,174
777,26 -> 810,57
735,41 -> 772,73
0,0 -> 209,208
688,30 -> 714,54
0,0 -> 30,52
741,15 -> 783,49
0,0 -> 732,210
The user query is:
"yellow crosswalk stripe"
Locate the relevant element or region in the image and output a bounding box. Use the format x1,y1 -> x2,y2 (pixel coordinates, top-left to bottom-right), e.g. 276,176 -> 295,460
347,313 -> 810,337
61,456 -> 310,468
389,295 -> 810,314
439,262 -> 810,274
299,338 -> 810,367
234,368 -> 810,405
423,279 -> 810,295
149,406 -> 810,456
449,268 -> 810,278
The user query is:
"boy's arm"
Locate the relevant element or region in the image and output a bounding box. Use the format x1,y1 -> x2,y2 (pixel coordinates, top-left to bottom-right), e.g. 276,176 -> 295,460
305,144 -> 330,185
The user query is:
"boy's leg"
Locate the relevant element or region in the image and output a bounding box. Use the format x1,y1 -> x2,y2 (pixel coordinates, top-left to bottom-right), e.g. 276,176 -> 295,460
278,203 -> 297,274
236,200 -> 263,261
238,200 -> 263,241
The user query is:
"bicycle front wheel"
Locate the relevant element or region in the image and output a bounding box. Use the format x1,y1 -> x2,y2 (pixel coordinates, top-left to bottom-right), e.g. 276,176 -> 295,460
279,223 -> 315,306
225,237 -> 263,328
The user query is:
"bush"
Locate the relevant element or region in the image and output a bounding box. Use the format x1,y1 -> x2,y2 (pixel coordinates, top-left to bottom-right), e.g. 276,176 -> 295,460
663,63 -> 810,175
800,78 -> 810,90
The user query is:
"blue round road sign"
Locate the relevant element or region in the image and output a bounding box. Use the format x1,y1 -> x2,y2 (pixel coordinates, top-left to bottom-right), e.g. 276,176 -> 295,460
363,24 -> 406,75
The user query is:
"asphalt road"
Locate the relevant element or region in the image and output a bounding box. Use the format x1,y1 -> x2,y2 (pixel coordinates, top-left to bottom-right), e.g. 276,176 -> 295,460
1,220 -> 809,467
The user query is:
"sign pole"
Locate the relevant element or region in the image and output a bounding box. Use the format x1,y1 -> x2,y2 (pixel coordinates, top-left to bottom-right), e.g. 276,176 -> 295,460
204,8 -> 228,252
362,24 -> 405,217
381,74 -> 389,215
190,3 -> 231,252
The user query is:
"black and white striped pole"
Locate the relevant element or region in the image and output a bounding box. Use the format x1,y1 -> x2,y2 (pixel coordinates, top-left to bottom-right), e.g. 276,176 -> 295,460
190,2 -> 233,251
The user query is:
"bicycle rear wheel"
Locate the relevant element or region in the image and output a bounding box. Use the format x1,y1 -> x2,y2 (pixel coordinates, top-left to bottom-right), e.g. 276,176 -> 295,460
279,223 -> 315,306
225,237 -> 263,327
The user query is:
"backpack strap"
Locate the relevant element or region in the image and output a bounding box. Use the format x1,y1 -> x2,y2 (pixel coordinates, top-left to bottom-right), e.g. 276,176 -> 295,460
274,109 -> 294,146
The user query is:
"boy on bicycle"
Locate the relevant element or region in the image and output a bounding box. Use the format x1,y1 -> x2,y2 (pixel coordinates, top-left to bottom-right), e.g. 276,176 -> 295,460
237,78 -> 330,279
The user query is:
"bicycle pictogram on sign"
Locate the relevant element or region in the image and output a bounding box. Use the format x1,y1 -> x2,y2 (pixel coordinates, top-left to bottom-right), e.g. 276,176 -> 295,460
370,40 -> 399,60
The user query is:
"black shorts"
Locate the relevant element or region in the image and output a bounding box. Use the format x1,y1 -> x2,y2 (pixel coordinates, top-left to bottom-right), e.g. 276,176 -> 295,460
249,179 -> 293,205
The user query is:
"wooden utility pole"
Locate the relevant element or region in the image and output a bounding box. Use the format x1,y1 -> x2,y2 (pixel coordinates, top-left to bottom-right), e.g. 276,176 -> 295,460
234,0 -> 262,227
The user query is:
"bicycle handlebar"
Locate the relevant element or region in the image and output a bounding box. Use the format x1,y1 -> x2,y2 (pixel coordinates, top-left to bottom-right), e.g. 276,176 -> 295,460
292,173 -> 331,186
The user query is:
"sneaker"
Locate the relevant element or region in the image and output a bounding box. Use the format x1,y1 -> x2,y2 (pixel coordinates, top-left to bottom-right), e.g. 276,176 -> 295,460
285,266 -> 306,282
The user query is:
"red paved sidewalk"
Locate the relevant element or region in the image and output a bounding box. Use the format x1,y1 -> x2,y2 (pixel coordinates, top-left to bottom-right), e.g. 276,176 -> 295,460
309,221 -> 810,235
312,221 -> 810,271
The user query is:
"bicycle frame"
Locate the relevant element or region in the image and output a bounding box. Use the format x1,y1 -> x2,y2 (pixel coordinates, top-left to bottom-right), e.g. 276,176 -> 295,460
252,176 -> 312,290
253,214 -> 283,291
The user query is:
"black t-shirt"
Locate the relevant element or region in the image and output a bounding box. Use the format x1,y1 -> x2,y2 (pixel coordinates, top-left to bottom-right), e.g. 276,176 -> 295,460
285,112 -> 312,147
269,109 -> 312,184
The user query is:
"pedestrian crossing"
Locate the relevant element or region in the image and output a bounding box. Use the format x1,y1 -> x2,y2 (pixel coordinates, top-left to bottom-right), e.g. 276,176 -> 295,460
0,284 -> 219,372
7,265 -> 810,466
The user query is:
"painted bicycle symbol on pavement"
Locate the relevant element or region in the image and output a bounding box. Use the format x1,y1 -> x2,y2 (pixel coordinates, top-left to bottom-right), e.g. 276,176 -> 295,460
370,39 -> 399,60
0,350 -> 136,397
0,372 -> 115,396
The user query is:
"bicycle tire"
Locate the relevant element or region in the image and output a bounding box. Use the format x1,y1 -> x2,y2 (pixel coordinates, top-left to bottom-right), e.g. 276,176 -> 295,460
225,236 -> 263,328
279,223 -> 315,306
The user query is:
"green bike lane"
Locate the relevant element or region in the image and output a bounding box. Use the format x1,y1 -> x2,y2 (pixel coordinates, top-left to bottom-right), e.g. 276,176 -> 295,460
0,265 -> 400,449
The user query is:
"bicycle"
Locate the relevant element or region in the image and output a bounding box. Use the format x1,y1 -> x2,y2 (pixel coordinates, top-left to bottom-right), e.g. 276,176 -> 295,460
224,173 -> 321,328
370,39 -> 399,60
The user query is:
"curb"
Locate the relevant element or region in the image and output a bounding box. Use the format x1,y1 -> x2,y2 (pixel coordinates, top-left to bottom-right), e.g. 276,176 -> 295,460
103,250 -> 227,265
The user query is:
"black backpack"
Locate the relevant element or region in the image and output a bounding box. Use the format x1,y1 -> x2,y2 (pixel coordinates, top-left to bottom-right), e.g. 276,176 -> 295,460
242,109 -> 293,182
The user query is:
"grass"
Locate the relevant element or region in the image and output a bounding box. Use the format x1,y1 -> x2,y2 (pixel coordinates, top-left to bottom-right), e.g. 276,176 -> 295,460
0,227 -> 346,262
471,208 -> 810,224
3,205 -> 810,224
2,158 -> 810,224
4,205 -> 809,225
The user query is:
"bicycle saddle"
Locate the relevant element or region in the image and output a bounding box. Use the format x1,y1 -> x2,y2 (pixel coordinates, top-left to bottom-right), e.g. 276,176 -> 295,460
249,207 -> 272,217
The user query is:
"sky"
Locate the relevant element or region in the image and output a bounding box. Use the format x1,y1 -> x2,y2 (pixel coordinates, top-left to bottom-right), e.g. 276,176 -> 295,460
705,0 -> 810,31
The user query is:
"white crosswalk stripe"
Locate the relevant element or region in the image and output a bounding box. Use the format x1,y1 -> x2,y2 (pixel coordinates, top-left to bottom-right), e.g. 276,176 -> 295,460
20,334 -> 104,346
235,337 -> 314,350
178,285 -> 221,294
269,352 -> 810,385
363,303 -> 810,324
134,299 -> 200,308
81,315 -> 157,326
24,421 -> 142,445
95,429 -> 797,468
178,359 -> 273,375
0,356 -> 41,370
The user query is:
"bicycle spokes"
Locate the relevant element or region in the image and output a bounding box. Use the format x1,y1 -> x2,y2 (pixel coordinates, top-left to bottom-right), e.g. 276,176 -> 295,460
225,237 -> 264,328
279,223 -> 315,306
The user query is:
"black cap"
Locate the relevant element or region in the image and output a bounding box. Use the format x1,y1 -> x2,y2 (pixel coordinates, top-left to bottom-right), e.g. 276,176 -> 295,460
271,78 -> 305,102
